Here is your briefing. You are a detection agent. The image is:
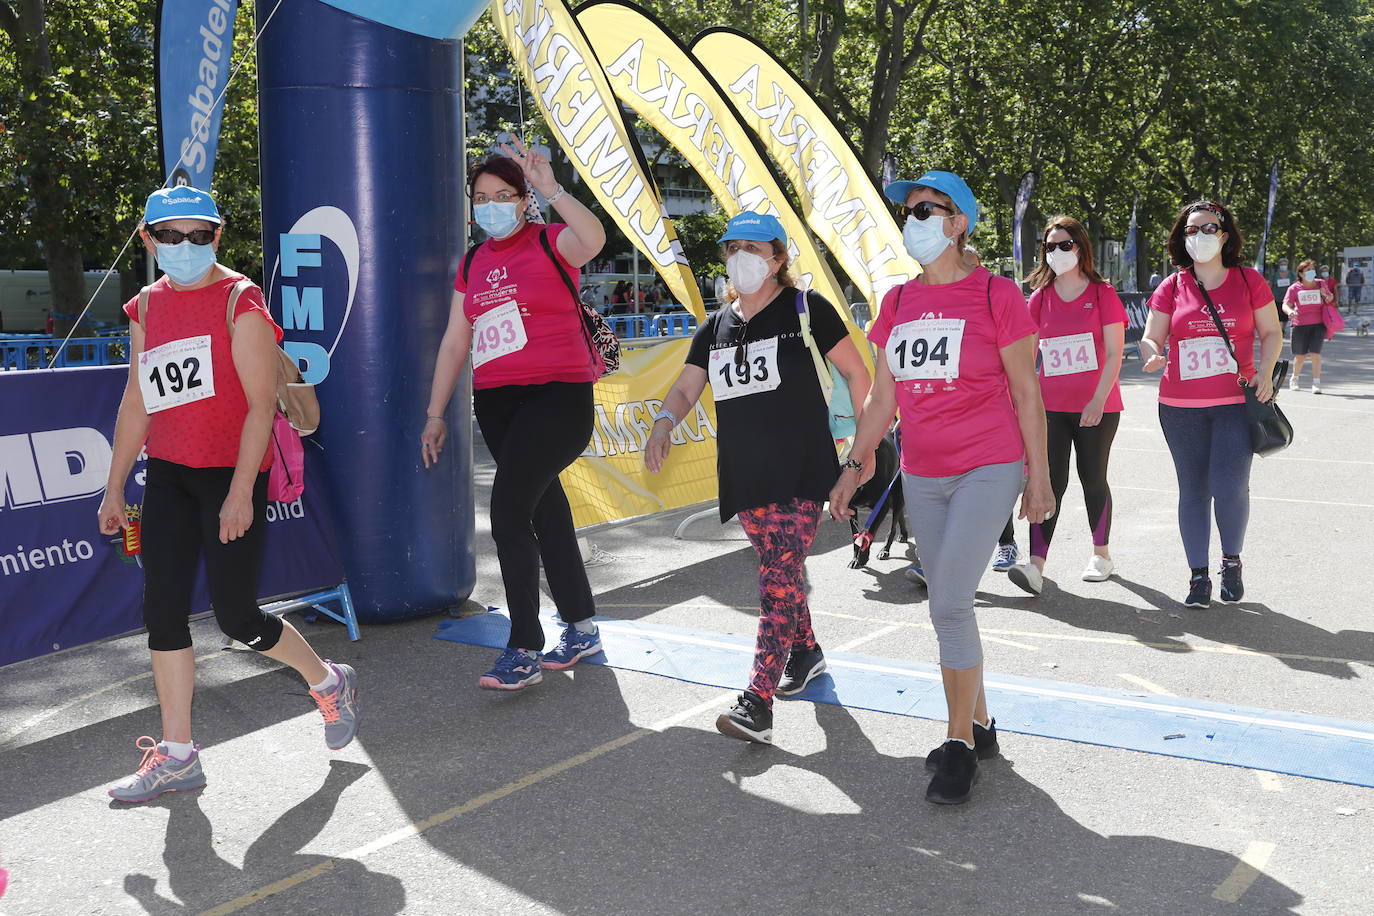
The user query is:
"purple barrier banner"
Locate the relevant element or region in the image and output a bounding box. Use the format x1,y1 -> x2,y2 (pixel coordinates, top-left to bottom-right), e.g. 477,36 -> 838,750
0,366 -> 345,668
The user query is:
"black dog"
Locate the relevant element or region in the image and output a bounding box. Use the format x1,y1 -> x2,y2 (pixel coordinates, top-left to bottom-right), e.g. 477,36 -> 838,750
848,433 -> 908,569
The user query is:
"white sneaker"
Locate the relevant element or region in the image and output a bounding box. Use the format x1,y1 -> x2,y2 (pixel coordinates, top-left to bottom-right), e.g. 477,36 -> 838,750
1288,376 -> 1299,391
1081,555 -> 1115,582
1007,563 -> 1043,596
1312,380 -> 1322,395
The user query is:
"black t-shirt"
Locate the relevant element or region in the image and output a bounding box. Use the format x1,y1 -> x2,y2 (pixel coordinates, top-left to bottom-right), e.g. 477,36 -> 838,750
686,288 -> 848,520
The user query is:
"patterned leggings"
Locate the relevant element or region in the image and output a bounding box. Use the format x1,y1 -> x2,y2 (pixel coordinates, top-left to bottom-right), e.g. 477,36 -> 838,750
737,499 -> 823,705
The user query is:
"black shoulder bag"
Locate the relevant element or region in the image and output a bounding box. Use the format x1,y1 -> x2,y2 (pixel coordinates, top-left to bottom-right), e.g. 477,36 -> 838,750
1190,268 -> 1293,456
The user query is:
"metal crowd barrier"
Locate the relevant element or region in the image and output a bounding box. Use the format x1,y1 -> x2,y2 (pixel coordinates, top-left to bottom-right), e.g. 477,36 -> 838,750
0,336 -> 130,370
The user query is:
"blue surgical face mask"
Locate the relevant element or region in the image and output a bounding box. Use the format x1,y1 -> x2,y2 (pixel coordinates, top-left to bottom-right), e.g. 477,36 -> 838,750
474,201 -> 521,239
155,240 -> 217,286
902,214 -> 953,265
1303,269 -> 1317,282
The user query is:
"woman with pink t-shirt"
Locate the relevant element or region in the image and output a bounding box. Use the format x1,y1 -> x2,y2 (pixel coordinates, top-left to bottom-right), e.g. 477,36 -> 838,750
1142,201 -> 1282,608
1282,258 -> 1333,393
1006,216 -> 1126,597
829,170 -> 1054,806
422,141 -> 609,691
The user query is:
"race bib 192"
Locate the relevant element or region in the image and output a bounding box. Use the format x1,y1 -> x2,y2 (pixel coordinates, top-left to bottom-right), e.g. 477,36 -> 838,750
1040,332 -> 1098,377
708,336 -> 780,401
1177,336 -> 1237,381
886,318 -> 964,382
138,335 -> 215,414
471,300 -> 528,370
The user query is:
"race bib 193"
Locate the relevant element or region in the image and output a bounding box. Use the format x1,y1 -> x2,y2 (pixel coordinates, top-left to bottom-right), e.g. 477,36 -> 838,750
138,335 -> 215,414
708,336 -> 780,401
1040,332 -> 1098,377
1177,336 -> 1237,381
886,318 -> 964,382
471,300 -> 528,370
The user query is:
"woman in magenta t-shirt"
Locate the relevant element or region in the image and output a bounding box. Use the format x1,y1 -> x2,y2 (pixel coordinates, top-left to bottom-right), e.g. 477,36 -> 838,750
1142,200 -> 1282,608
1008,216 -> 1126,596
1282,258 -> 1334,393
829,171 -> 1054,806
422,142 -> 609,691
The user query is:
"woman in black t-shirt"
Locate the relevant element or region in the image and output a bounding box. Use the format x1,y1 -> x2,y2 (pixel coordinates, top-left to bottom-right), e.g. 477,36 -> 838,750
644,211 -> 871,745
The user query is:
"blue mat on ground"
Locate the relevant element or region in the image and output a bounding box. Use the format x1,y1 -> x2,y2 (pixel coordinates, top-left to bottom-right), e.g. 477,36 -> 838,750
435,612 -> 1374,788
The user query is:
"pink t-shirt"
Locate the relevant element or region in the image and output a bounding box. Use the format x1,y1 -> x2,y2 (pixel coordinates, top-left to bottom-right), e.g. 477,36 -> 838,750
1283,281 -> 1328,326
868,267 -> 1037,478
124,274 -> 283,470
454,223 -> 600,390
1148,267 -> 1272,407
1028,280 -> 1126,414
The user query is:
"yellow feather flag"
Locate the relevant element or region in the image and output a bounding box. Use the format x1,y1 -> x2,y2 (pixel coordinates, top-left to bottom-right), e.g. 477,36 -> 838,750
691,29 -> 916,312
490,0 -> 705,317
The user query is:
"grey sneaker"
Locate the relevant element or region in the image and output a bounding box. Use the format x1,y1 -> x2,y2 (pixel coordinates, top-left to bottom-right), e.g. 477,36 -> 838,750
108,737 -> 206,803
311,661 -> 359,750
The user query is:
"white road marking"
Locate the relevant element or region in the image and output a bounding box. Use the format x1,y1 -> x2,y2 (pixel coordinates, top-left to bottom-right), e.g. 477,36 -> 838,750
1211,841 -> 1277,902
1118,673 -> 1176,696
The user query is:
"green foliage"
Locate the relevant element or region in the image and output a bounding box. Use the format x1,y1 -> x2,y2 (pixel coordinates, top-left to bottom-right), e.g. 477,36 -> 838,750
675,206 -> 730,278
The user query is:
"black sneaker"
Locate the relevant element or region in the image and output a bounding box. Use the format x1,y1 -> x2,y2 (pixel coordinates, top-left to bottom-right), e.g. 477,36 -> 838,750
1184,574 -> 1212,609
1220,559 -> 1244,604
716,691 -> 773,744
925,719 -> 1000,771
925,739 -> 979,805
776,646 -> 827,697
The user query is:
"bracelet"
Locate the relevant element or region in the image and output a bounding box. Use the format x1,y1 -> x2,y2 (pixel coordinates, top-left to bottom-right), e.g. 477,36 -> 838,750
426,415 -> 446,423
545,185 -> 566,205
651,407 -> 677,425
840,457 -> 863,471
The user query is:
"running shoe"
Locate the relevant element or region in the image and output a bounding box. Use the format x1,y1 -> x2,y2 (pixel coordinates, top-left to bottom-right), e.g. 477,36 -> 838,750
925,718 -> 1000,771
541,623 -> 603,670
903,563 -> 927,586
108,736 -> 206,803
1184,574 -> 1212,609
310,661 -> 359,750
478,648 -> 543,690
1289,375 -> 1300,392
1220,559 -> 1244,604
992,543 -> 1019,572
1313,381 -> 1322,395
1081,555 -> 1115,582
715,691 -> 773,744
925,739 -> 979,805
776,645 -> 827,696
1007,562 -> 1044,596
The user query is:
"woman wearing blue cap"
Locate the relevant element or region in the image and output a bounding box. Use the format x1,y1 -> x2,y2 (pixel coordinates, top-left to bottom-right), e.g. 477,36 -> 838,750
98,187 -> 358,803
829,171 -> 1054,804
645,211 -> 871,744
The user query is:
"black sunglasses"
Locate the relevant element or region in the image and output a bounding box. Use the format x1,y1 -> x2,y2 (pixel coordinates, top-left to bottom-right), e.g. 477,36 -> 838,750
1042,240 -> 1076,252
899,201 -> 953,221
149,227 -> 216,245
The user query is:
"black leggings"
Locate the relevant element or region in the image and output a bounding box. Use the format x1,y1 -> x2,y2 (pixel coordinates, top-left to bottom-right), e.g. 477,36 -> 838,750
474,381 -> 596,651
141,458 -> 282,652
1029,411 -> 1120,559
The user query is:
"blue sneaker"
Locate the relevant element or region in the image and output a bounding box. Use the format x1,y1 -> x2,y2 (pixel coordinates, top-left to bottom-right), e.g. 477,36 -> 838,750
992,543 -> 1019,572
542,623 -> 603,670
478,648 -> 543,690
903,563 -> 927,586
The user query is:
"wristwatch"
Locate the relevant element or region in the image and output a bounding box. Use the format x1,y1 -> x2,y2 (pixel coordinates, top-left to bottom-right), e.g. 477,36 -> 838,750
840,458 -> 863,472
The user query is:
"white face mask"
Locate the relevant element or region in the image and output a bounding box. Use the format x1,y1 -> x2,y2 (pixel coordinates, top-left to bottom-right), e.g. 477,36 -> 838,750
1185,233 -> 1222,264
726,251 -> 773,295
902,215 -> 953,265
1046,248 -> 1078,276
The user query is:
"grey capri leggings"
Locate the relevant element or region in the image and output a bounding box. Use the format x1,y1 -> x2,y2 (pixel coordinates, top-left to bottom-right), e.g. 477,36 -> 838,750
903,459 -> 1025,670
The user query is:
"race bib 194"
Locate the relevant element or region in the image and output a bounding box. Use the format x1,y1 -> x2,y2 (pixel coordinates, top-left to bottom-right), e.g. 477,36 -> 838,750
708,336 -> 780,401
138,335 -> 215,414
1177,336 -> 1237,381
886,318 -> 964,382
1040,332 -> 1098,377
471,300 -> 528,369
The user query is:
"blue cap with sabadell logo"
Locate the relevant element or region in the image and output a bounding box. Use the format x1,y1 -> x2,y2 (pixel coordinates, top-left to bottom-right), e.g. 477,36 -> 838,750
143,186 -> 222,226
718,211 -> 787,245
884,170 -> 978,234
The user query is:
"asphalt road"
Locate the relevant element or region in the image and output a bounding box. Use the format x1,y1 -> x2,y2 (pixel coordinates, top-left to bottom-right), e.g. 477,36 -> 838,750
2,320 -> 1373,915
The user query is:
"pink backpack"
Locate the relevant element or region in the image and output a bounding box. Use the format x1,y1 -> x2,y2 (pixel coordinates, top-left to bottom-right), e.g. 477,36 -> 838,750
268,412 -> 305,502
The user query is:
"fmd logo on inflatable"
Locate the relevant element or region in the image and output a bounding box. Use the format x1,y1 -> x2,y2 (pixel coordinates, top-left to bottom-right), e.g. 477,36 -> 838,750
273,207 -> 360,386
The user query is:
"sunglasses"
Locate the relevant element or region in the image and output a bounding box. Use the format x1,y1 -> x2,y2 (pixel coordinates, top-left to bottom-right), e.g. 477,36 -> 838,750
149,227 -> 216,245
1042,240 -> 1076,252
733,324 -> 750,369
1182,223 -> 1223,236
899,201 -> 953,221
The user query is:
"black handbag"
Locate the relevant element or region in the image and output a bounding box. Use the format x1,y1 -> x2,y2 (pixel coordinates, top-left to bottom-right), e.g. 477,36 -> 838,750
1190,269 -> 1294,456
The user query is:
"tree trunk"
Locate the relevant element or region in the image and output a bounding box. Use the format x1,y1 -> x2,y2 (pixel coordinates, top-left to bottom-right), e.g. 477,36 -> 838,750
43,238 -> 86,334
